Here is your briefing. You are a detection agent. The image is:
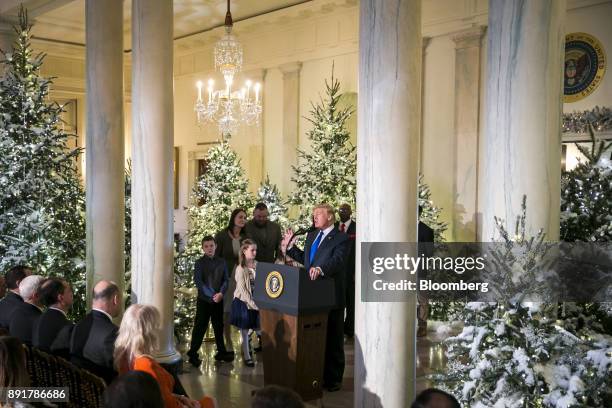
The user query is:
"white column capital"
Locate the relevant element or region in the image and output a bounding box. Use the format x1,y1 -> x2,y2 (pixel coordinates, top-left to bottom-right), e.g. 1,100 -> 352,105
452,26 -> 486,49
278,61 -> 302,75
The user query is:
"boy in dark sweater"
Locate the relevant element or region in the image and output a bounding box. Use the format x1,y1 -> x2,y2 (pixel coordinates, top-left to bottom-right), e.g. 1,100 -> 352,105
187,236 -> 234,366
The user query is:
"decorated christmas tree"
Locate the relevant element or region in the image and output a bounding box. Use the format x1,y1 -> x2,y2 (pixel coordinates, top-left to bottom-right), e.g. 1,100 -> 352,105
174,141 -> 254,341
435,198 -> 612,407
124,161 -> 132,302
185,142 -> 254,255
287,70 -> 356,228
0,9 -> 87,317
257,175 -> 289,229
419,174 -> 448,242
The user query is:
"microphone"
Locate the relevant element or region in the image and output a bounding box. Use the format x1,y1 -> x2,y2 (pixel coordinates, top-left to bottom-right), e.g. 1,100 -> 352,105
293,225 -> 316,236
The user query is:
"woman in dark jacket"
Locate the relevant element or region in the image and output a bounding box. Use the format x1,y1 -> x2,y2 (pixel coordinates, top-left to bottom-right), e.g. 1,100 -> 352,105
214,208 -> 247,354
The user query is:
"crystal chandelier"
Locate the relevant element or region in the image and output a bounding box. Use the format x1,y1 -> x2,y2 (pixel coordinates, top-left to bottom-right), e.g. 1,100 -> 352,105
195,0 -> 262,138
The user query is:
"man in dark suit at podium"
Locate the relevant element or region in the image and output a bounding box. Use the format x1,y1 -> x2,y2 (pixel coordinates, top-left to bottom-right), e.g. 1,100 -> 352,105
284,203 -> 349,392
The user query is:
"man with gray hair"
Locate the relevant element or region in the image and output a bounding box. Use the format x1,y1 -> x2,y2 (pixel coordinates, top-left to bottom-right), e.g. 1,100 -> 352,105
9,274 -> 45,346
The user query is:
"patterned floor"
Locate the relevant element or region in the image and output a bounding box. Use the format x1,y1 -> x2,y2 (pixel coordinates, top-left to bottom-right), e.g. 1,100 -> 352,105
178,325 -> 450,408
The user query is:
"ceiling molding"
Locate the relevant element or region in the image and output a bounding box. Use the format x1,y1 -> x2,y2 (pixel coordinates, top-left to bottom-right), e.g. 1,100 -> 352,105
174,0 -> 357,57
566,0 -> 612,10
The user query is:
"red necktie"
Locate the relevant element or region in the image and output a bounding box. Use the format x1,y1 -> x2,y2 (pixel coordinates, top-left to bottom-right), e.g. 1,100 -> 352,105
340,223 -> 345,232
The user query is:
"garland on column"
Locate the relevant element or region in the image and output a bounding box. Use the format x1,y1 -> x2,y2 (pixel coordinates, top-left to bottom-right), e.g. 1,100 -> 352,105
0,9 -> 87,318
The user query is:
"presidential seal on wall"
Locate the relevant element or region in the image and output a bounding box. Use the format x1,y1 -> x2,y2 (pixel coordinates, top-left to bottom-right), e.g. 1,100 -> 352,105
564,33 -> 606,103
265,271 -> 284,299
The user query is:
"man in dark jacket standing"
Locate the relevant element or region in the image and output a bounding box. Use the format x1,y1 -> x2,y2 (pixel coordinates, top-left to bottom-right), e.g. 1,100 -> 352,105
187,235 -> 234,367
336,203 -> 356,338
417,206 -> 435,337
284,204 -> 349,392
245,202 -> 282,263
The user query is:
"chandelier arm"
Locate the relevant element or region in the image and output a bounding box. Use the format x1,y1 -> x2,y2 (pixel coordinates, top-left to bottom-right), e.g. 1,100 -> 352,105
225,0 -> 233,28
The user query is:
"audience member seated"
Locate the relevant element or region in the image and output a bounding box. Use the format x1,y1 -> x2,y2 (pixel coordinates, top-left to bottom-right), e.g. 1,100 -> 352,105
0,265 -> 32,329
9,275 -> 45,346
411,388 -> 461,408
104,370 -> 164,408
0,336 -> 30,388
70,280 -> 121,384
33,277 -> 74,357
251,385 -> 305,408
114,304 -> 216,408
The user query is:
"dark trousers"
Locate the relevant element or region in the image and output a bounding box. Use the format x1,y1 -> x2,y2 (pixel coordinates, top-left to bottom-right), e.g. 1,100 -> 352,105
324,308 -> 345,386
344,278 -> 355,336
188,297 -> 226,357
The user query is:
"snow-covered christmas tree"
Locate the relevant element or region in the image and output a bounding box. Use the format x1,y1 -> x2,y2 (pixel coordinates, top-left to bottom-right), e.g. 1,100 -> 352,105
287,69 -> 356,228
174,141 -> 254,341
561,125 -> 612,243
560,126 -> 612,336
0,9 -> 87,317
257,175 -> 289,229
435,198 -> 612,407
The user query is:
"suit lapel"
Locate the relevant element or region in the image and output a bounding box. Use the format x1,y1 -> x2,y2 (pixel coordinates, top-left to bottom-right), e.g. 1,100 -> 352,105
312,228 -> 337,264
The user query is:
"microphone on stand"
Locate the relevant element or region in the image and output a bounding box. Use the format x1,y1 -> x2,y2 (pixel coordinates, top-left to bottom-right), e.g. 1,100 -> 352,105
282,224 -> 316,264
293,225 -> 316,237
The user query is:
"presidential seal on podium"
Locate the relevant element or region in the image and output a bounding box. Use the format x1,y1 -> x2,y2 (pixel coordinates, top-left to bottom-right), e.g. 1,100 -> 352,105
265,270 -> 284,298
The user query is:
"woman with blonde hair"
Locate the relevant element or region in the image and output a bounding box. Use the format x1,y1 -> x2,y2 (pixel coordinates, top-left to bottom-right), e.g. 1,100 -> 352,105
114,304 -> 216,408
230,239 -> 261,367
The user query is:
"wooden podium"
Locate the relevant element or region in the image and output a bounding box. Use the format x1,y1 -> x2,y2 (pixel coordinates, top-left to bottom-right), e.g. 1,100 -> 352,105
253,263 -> 336,401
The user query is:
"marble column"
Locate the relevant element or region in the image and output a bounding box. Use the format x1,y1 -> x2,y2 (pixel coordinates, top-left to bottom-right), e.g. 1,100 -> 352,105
481,0 -> 565,241
356,1 -> 421,407
131,0 -> 179,363
85,0 -> 125,303
452,27 -> 485,242
279,62 -> 301,195
419,37 -> 432,173
245,69 -> 266,192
